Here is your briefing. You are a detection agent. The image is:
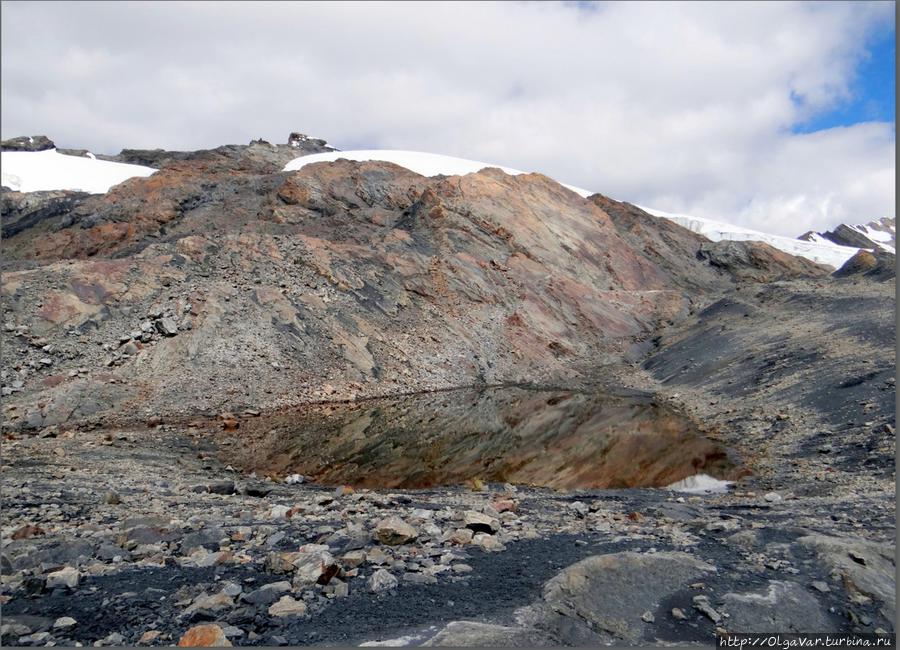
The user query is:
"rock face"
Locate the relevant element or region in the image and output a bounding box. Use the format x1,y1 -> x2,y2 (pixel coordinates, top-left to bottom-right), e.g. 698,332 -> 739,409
0,142 -> 833,429
1,135 -> 55,152
833,249 -> 896,281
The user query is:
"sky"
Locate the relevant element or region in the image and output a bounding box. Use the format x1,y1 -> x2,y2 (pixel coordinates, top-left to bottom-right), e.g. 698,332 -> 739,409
1,1 -> 895,236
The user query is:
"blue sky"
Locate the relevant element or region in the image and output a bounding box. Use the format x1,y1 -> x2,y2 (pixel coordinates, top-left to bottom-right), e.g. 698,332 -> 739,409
795,23 -> 895,133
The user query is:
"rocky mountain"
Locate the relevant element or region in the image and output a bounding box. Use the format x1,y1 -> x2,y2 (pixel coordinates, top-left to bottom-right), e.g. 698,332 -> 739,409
799,216 -> 896,253
0,138 -> 831,431
0,135 -> 894,646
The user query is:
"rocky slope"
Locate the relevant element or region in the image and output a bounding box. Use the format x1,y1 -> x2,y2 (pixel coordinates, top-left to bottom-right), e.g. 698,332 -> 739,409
1,143 -> 828,432
0,136 -> 894,646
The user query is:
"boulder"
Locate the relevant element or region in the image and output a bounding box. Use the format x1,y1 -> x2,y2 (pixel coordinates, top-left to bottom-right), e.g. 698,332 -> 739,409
374,516 -> 418,545
463,511 -> 500,534
178,624 -> 232,647
368,568 -> 398,593
45,566 -> 79,589
268,595 -> 307,618
539,551 -> 716,643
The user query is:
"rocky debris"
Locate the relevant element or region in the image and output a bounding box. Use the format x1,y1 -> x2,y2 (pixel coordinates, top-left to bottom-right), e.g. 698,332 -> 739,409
178,624 -> 232,647
374,516 -> 418,545
1,135 -> 55,152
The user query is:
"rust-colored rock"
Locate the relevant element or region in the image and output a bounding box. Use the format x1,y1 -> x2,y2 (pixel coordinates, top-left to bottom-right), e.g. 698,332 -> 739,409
12,524 -> 45,540
178,624 -> 231,647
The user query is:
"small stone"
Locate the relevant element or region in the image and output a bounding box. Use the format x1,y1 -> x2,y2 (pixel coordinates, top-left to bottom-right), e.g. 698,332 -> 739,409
671,607 -> 688,621
11,524 -> 44,540
242,581 -> 292,606
368,568 -> 398,593
268,595 -> 307,617
491,498 -> 518,514
99,632 -> 125,646
374,516 -> 418,545
471,532 -> 505,552
811,580 -> 831,593
284,474 -> 304,485
764,492 -> 782,503
269,505 -> 290,519
568,501 -> 589,518
155,318 -> 179,337
463,511 -> 500,534
443,528 -> 474,545
104,490 -> 121,505
692,595 -> 722,623
243,483 -> 272,498
334,581 -> 349,598
404,572 -> 437,585
178,624 -> 232,647
184,592 -> 233,619
641,611 -> 655,623
19,632 -> 51,644
334,485 -> 355,497
46,566 -> 79,589
292,545 -> 339,586
53,617 -> 77,629
139,630 -> 161,645
341,550 -> 367,568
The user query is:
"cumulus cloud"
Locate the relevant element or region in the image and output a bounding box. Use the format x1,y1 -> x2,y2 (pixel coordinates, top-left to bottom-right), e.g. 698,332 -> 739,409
1,1 -> 894,235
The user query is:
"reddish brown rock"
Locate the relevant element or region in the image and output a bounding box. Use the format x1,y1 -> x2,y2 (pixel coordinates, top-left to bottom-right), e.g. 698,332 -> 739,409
177,624 -> 231,647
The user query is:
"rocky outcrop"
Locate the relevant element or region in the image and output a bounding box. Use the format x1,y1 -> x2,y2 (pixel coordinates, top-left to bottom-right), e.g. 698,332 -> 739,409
696,240 -> 830,282
1,135 -> 55,152
833,249 -> 896,281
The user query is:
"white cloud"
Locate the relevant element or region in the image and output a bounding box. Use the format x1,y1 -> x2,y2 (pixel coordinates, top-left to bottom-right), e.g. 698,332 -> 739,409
1,1 -> 894,235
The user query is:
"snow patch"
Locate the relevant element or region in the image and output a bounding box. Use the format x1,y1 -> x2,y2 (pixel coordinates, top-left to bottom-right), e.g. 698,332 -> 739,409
666,474 -> 733,494
1,149 -> 156,194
